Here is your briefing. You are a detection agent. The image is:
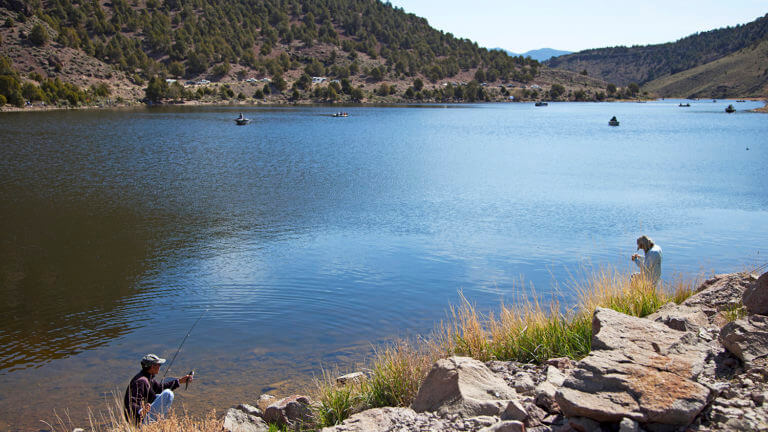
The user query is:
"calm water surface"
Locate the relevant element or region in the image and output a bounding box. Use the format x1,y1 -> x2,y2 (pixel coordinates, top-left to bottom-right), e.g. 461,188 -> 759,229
0,100 -> 766,429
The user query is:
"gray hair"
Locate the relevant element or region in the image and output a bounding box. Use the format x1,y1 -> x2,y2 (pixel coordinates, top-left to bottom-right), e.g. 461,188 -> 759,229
636,235 -> 654,250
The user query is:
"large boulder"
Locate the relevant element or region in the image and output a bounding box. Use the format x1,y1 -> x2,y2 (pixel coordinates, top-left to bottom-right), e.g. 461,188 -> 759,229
720,314 -> 768,366
743,272 -> 768,315
411,356 -> 523,418
682,273 -> 757,319
556,308 -> 715,426
263,395 -> 313,426
222,407 -> 269,432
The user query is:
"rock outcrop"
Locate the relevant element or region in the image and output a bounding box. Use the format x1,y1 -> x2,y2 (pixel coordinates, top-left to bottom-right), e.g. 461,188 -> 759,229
556,308 -> 715,426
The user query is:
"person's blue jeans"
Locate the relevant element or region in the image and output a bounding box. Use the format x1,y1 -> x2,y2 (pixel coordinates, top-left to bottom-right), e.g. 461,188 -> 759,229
142,389 -> 175,424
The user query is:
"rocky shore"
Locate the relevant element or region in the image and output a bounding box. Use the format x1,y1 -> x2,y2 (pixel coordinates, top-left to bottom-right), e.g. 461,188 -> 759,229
217,271 -> 768,432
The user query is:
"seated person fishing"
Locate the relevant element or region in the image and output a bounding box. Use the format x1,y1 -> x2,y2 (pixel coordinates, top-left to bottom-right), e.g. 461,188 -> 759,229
123,354 -> 193,425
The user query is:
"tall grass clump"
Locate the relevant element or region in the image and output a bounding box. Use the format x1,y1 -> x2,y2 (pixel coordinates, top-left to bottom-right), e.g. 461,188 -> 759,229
360,339 -> 438,408
313,369 -> 360,427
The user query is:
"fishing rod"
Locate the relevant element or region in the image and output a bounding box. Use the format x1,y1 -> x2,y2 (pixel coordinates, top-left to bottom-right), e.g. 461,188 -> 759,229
162,308 -> 208,387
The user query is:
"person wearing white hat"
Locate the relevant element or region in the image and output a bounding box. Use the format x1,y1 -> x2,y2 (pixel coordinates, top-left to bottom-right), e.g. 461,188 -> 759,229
631,235 -> 663,287
123,353 -> 193,425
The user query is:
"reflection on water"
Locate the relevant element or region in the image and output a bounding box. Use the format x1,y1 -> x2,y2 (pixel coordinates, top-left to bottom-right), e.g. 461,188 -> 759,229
0,198 -> 152,372
0,101 -> 766,430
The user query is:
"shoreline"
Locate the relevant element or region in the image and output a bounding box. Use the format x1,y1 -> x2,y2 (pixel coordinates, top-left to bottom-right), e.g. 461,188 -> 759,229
3,97 -> 766,114
47,269 -> 766,432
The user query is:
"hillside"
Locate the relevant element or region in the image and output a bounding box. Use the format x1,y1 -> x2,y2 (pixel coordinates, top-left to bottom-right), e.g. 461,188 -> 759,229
0,0 -> 614,107
545,13 -> 768,88
642,38 -> 768,98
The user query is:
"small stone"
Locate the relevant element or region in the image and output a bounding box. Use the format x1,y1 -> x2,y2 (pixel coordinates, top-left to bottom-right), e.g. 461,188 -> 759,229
619,417 -> 640,432
336,371 -> 365,385
751,391 -> 766,406
511,373 -> 536,394
545,357 -> 575,370
741,378 -> 755,388
501,399 -> 528,421
479,420 -> 525,432
236,403 -> 262,417
568,416 -> 600,432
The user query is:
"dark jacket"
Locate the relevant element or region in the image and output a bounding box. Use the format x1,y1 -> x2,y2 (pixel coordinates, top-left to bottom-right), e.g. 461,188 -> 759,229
123,369 -> 180,424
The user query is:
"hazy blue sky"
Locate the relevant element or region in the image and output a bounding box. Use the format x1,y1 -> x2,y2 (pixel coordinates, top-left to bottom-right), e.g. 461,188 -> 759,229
387,0 -> 768,53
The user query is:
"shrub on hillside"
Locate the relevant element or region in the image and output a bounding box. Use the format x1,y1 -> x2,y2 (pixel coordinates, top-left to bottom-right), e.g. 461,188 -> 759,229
29,23 -> 49,46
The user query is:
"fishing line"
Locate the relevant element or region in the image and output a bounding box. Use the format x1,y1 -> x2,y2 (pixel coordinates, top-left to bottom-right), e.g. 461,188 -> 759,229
162,308 -> 208,383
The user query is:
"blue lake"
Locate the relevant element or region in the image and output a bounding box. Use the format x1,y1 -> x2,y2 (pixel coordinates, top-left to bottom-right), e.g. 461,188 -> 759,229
0,100 -> 766,429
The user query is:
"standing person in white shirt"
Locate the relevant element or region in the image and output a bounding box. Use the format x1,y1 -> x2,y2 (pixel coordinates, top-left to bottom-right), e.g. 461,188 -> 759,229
631,235 -> 662,287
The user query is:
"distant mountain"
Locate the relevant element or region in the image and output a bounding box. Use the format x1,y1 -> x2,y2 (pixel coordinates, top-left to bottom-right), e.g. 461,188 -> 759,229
545,14 -> 768,88
494,48 -> 572,62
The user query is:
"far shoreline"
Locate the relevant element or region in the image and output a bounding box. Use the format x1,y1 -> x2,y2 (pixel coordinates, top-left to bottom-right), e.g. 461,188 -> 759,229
2,97 -> 767,114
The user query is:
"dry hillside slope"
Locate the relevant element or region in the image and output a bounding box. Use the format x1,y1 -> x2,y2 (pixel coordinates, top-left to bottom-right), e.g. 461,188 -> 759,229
643,39 -> 768,99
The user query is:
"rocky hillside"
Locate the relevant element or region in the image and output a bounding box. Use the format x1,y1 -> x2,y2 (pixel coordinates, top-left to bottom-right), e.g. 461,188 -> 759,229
219,271 -> 768,432
545,13 -> 768,90
0,0 -> 612,106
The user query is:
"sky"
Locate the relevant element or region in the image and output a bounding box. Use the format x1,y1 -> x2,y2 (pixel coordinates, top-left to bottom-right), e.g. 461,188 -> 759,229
386,0 -> 768,53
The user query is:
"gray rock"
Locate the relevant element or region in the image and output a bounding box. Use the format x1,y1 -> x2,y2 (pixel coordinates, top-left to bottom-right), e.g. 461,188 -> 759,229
320,407 -> 418,432
263,394 -> 312,425
336,371 -> 365,385
479,420 -> 525,432
544,357 -> 575,370
465,415 -> 501,429
619,417 -> 640,432
510,372 -> 536,394
534,367 -> 567,413
556,308 -> 714,426
412,356 -> 521,417
500,399 -> 528,422
744,271 -> 768,315
534,381 -> 559,412
720,314 -> 768,366
682,273 -> 757,319
645,302 -> 709,331
222,407 -> 269,432
236,403 -> 262,417
751,391 -> 767,406
568,416 -> 600,432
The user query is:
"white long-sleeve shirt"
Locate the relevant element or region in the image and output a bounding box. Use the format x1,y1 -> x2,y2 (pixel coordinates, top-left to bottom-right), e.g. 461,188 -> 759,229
634,244 -> 662,286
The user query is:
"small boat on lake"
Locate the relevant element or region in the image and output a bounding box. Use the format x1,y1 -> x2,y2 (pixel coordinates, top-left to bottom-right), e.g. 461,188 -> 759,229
235,113 -> 250,125
535,101 -> 548,106
725,104 -> 735,113
679,103 -> 690,107
736,100 -> 746,102
608,116 -> 620,126
332,112 -> 349,117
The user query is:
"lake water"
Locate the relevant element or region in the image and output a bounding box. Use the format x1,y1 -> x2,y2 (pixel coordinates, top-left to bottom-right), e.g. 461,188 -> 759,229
0,100 -> 766,430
